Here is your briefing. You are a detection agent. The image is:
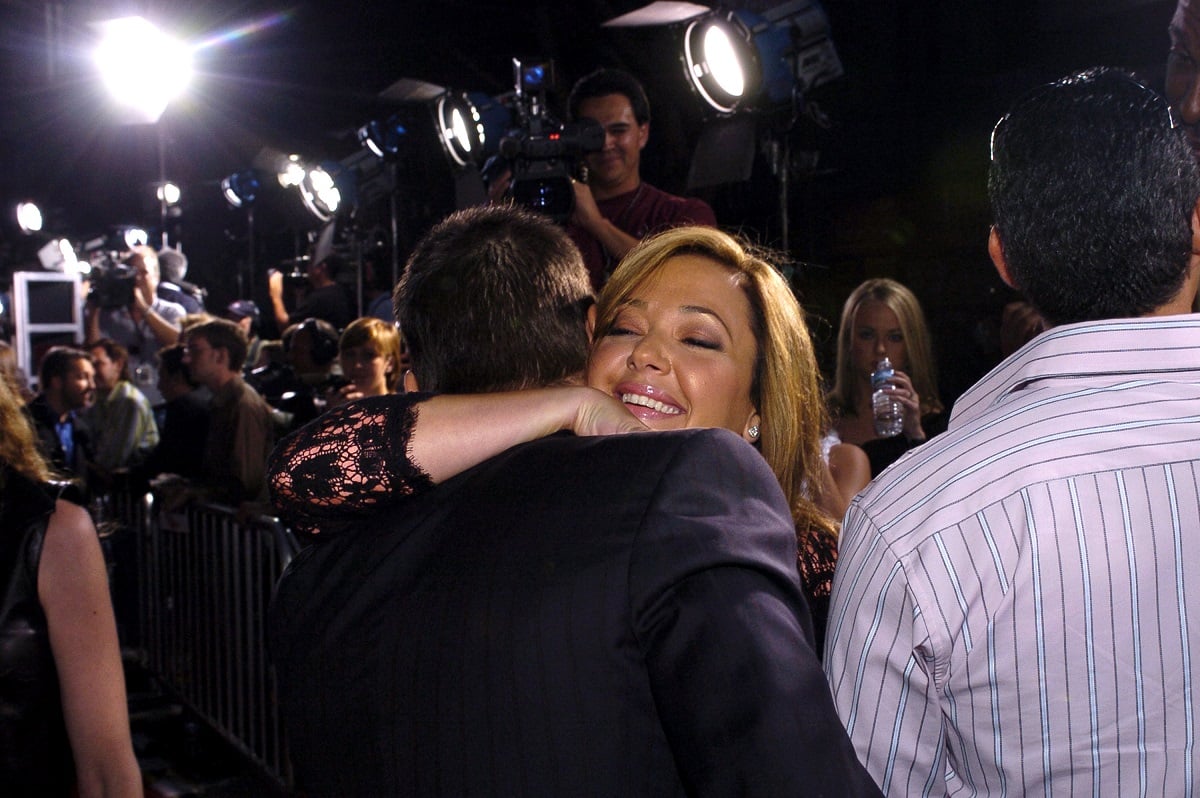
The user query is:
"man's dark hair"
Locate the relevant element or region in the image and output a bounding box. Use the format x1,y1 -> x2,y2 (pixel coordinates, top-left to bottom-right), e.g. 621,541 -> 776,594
316,254 -> 345,280
158,344 -> 193,384
395,205 -> 593,393
568,68 -> 651,125
189,318 -> 249,372
87,337 -> 132,383
989,67 -> 1200,325
38,346 -> 90,389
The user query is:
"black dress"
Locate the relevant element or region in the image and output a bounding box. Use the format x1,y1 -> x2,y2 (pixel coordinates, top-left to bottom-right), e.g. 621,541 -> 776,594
860,410 -> 949,477
0,467 -> 75,797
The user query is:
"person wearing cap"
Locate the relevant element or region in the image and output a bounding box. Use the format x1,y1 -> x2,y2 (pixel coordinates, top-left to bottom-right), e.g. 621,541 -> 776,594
156,247 -> 206,314
224,300 -> 267,375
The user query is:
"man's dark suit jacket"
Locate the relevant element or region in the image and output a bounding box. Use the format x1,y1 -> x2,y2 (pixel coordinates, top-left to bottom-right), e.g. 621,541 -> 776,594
269,427 -> 880,797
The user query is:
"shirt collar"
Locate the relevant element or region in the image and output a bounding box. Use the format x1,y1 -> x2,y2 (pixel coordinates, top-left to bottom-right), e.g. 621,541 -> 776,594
951,313 -> 1200,429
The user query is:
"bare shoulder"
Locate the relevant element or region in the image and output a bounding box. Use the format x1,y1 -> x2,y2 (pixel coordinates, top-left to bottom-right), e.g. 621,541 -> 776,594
46,499 -> 98,543
39,500 -> 103,589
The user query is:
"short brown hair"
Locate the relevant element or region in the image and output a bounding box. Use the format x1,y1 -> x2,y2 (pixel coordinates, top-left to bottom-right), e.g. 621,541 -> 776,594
188,318 -> 249,372
395,205 -> 592,393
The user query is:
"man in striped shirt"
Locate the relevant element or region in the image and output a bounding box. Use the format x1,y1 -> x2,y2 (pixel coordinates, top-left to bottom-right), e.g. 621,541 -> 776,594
825,67 -> 1200,796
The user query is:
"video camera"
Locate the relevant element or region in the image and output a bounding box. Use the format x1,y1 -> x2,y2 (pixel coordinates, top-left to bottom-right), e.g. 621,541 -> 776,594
496,58 -> 604,222
274,256 -> 311,292
88,252 -> 138,310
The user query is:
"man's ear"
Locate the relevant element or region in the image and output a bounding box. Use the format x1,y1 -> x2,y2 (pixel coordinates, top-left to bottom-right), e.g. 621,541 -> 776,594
586,302 -> 597,345
988,226 -> 1016,288
1187,201 -> 1200,312
403,370 -> 420,393
637,121 -> 649,151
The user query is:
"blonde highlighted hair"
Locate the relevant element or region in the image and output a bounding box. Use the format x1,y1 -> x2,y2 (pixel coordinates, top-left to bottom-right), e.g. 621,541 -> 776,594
339,317 -> 404,392
828,278 -> 943,419
0,370 -> 52,483
595,226 -> 836,538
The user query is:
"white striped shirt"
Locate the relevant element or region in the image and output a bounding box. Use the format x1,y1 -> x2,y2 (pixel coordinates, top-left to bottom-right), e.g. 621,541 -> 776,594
825,314 -> 1200,797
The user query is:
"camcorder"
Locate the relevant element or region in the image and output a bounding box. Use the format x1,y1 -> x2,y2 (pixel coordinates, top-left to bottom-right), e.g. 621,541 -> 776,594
275,256 -> 311,291
494,58 -> 604,223
88,252 -> 138,309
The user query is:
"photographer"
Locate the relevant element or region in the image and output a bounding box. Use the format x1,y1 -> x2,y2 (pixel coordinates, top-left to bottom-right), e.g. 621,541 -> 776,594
266,254 -> 353,334
84,245 -> 185,407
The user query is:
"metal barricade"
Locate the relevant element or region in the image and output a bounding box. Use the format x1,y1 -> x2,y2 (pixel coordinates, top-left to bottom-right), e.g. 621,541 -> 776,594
123,489 -> 301,790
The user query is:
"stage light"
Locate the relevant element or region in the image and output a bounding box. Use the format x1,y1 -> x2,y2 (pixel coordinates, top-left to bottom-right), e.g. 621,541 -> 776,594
94,16 -> 192,124
16,202 -> 43,233
436,92 -> 486,167
358,117 -> 409,159
157,182 -> 181,205
684,12 -> 761,114
123,226 -> 149,249
750,0 -> 843,100
221,171 -> 261,208
277,154 -> 306,188
37,239 -> 80,273
299,162 -> 354,221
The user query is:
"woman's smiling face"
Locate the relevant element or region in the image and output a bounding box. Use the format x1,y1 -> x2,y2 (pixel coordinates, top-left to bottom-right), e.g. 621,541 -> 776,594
587,254 -> 761,442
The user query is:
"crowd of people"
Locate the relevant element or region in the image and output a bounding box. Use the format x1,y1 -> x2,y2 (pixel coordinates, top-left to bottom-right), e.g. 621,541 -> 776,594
2,37 -> 1200,798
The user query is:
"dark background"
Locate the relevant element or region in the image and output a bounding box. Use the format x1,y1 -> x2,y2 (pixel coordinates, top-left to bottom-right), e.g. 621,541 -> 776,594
0,0 -> 1180,401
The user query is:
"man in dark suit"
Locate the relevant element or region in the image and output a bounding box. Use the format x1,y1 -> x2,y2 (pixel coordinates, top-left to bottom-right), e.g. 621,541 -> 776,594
268,205 -> 879,796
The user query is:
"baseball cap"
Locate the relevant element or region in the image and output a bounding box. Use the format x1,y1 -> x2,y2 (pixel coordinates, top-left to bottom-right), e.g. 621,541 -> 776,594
225,299 -> 261,325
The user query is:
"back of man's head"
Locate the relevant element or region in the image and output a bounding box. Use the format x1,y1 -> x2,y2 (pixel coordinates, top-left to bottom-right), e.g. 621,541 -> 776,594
989,67 -> 1200,325
395,205 -> 593,393
158,247 -> 188,283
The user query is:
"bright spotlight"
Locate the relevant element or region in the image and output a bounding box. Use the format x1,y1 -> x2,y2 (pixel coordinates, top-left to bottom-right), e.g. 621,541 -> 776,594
94,16 -> 192,124
299,163 -> 352,221
277,154 -> 306,188
157,182 -> 182,205
123,227 -> 149,249
684,13 -> 761,113
16,202 -> 43,233
37,238 -> 79,272
436,92 -> 485,167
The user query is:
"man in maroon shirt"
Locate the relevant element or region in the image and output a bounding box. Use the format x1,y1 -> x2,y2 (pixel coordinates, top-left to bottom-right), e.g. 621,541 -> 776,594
565,68 -> 717,288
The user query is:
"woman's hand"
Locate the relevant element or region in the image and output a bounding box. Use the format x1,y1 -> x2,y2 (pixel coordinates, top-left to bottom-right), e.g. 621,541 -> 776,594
569,387 -> 649,437
885,370 -> 925,442
325,381 -> 365,409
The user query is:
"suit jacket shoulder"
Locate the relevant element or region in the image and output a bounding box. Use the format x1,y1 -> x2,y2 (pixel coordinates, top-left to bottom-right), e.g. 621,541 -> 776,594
270,427 -> 880,797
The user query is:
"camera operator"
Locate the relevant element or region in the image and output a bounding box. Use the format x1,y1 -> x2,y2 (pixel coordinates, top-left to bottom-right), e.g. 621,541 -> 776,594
488,67 -> 716,290
566,69 -> 716,287
84,245 -> 185,407
267,254 -> 354,334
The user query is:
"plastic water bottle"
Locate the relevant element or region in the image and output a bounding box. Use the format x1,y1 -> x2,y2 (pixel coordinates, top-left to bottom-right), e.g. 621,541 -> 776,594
871,357 -> 903,438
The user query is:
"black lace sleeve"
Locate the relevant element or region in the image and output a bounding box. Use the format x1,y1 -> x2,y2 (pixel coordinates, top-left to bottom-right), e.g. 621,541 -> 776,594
795,526 -> 839,659
268,393 -> 434,537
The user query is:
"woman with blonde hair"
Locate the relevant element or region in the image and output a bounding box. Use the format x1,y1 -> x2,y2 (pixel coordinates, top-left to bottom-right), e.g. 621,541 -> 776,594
0,375 -> 142,796
588,226 -> 837,542
326,317 -> 404,407
273,226 -> 848,646
827,277 -> 946,476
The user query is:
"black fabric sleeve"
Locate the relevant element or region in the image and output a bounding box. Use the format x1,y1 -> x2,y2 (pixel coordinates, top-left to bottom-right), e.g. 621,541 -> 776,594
629,429 -> 882,797
267,393 -> 435,536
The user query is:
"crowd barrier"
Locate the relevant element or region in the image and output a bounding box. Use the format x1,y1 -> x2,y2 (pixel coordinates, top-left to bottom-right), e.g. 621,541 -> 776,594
107,485 -> 301,791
